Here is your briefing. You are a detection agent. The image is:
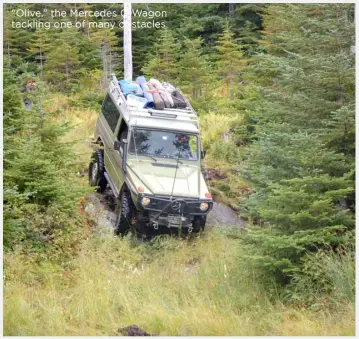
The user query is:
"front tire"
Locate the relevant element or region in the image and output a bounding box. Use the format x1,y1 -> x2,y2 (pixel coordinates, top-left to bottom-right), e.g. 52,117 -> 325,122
192,216 -> 206,233
89,150 -> 107,193
114,190 -> 134,236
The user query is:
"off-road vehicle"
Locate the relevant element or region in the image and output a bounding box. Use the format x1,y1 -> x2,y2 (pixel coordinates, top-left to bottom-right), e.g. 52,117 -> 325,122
89,75 -> 213,236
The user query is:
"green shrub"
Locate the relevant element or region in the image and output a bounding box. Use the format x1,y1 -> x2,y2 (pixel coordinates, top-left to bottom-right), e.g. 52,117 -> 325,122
210,140 -> 240,164
67,91 -> 103,110
288,245 -> 355,306
241,226 -> 354,288
3,73 -> 90,256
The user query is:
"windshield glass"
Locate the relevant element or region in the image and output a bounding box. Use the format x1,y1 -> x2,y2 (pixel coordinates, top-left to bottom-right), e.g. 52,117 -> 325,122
129,129 -> 199,161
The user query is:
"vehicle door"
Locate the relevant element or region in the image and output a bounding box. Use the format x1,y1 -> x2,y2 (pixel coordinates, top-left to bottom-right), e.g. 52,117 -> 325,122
110,118 -> 128,193
100,94 -> 122,194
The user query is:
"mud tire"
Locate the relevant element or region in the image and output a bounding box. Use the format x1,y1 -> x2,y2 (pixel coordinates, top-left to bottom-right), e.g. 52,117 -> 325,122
89,150 -> 107,193
114,190 -> 134,236
192,216 -> 206,233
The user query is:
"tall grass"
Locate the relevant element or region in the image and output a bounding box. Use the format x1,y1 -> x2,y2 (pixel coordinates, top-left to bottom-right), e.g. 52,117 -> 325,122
199,112 -> 241,151
199,112 -> 250,207
44,93 -> 98,168
4,230 -> 355,336
289,246 -> 356,307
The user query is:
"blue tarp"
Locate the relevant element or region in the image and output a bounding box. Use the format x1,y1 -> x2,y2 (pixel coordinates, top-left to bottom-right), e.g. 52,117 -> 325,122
136,76 -> 155,109
119,80 -> 143,97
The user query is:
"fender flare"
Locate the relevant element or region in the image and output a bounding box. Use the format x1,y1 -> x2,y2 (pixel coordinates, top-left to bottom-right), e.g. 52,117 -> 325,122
120,182 -> 139,209
120,183 -> 130,195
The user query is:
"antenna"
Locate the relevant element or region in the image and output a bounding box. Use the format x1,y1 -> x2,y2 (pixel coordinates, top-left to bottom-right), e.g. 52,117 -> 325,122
123,3 -> 133,80
170,145 -> 183,200
132,121 -> 141,177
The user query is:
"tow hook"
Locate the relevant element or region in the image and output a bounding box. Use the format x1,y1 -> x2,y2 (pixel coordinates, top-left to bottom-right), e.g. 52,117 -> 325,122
153,221 -> 159,230
188,226 -> 193,234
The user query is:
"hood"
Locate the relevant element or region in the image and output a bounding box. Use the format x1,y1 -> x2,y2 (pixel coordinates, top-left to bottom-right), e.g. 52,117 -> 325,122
127,160 -> 202,197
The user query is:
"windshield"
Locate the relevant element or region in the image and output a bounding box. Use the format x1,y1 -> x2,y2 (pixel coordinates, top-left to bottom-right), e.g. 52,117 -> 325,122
129,129 -> 199,161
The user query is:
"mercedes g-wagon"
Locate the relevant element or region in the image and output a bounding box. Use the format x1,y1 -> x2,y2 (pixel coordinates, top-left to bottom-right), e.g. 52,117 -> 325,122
89,75 -> 213,236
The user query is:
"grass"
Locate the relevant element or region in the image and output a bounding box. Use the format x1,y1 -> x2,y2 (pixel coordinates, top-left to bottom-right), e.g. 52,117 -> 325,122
4,229 -> 355,336
44,93 -> 98,167
199,112 -> 251,208
199,112 -> 241,151
289,247 -> 356,307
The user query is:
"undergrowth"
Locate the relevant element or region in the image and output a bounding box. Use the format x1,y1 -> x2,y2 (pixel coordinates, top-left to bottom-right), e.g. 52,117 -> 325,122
4,229 -> 355,336
4,89 -> 354,337
199,112 -> 251,208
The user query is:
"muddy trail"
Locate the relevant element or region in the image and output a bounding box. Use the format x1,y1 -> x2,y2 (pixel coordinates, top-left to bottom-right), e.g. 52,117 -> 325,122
83,189 -> 247,237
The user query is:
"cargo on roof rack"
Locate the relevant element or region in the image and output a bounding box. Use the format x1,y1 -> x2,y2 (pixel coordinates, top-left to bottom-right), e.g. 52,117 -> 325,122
109,74 -> 200,130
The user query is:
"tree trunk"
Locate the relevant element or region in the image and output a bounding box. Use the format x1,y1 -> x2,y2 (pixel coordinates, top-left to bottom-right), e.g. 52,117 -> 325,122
124,3 -> 133,81
229,4 -> 236,17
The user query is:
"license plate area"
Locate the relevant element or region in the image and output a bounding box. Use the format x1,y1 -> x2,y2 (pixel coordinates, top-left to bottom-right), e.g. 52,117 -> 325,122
167,214 -> 181,225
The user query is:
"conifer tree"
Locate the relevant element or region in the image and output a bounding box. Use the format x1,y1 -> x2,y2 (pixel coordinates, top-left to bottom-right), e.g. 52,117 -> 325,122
242,4 -> 355,233
90,29 -> 121,88
231,4 -> 264,55
43,29 -> 83,90
28,29 -> 51,78
3,4 -> 34,68
216,23 -> 247,100
141,29 -> 180,81
4,73 -> 87,248
131,3 -> 162,75
178,37 -> 213,99
239,5 -> 355,286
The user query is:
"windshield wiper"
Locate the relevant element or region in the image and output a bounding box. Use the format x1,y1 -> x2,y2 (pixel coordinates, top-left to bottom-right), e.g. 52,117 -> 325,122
140,154 -> 157,162
167,155 -> 183,164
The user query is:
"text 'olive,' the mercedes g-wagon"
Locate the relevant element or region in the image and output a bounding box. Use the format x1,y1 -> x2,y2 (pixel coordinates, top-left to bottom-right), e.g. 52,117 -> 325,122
89,75 -> 213,236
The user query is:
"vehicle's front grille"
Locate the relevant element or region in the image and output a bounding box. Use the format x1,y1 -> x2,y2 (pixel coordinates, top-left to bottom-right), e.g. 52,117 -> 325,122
146,198 -> 203,215
138,195 -> 212,215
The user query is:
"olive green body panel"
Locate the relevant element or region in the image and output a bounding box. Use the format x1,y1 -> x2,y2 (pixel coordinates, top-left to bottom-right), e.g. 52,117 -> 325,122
95,111 -> 126,195
126,159 -> 201,197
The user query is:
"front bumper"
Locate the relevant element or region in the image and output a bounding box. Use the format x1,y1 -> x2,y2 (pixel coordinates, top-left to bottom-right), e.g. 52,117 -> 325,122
136,195 -> 213,228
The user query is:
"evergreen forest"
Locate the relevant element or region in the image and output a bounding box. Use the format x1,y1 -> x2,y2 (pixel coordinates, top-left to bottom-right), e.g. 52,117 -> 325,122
3,3 -> 355,336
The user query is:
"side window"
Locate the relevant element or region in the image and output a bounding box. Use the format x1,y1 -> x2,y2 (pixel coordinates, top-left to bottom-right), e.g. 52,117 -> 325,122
117,120 -> 129,155
101,95 -> 120,133
117,120 -> 129,142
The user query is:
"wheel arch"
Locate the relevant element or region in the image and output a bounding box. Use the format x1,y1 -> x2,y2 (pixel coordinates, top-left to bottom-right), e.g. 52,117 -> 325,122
120,182 -> 131,195
120,182 -> 139,208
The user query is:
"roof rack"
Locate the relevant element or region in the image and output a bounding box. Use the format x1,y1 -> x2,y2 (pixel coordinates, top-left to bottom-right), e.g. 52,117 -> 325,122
110,74 -> 199,128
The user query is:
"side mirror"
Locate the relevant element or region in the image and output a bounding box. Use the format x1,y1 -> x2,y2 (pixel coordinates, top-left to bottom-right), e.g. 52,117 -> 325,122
114,140 -> 121,151
201,150 -> 207,159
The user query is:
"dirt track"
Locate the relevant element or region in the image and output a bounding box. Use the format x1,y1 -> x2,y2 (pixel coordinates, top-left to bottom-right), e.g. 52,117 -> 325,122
84,190 -> 247,234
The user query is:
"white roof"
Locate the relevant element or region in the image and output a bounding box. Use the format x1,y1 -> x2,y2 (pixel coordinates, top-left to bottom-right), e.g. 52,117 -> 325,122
130,117 -> 199,134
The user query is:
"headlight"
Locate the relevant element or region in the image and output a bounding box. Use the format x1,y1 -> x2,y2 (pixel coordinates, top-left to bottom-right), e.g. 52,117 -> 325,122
141,197 -> 151,207
199,202 -> 209,211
